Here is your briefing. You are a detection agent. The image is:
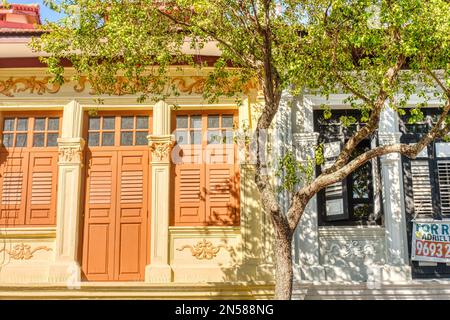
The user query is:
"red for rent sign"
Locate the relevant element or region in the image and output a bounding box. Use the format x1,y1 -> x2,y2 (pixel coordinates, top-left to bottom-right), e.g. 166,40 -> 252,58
412,220 -> 450,263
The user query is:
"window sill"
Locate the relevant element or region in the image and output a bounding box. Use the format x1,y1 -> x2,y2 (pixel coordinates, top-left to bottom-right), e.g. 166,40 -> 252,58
318,225 -> 385,238
0,226 -> 56,239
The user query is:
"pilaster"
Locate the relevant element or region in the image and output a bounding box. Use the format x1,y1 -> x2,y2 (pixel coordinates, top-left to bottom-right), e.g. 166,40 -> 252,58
236,163 -> 269,280
292,95 -> 326,281
292,132 -> 326,281
50,100 -> 85,284
379,106 -> 412,282
145,100 -> 175,283
237,96 -> 274,280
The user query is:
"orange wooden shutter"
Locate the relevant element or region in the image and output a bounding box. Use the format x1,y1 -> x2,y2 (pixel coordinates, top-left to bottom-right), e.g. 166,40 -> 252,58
0,152 -> 29,226
82,151 -> 117,281
26,152 -> 58,225
174,163 -> 205,225
205,142 -> 240,225
115,150 -> 148,280
172,111 -> 240,226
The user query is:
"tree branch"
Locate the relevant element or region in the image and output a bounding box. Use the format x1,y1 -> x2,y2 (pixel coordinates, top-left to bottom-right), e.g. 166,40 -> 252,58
323,53 -> 406,175
287,100 -> 450,232
154,6 -> 258,69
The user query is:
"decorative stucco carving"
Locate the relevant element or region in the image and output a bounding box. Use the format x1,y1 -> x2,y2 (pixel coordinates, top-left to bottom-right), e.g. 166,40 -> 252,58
149,141 -> 173,162
0,76 -> 259,97
0,76 -> 61,97
172,76 -> 206,95
0,243 -> 52,260
176,239 -> 231,260
148,135 -> 175,162
323,240 -> 376,264
58,145 -> 84,164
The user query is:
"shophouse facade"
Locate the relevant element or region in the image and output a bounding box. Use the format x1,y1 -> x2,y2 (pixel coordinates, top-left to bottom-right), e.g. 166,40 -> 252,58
0,4 -> 449,299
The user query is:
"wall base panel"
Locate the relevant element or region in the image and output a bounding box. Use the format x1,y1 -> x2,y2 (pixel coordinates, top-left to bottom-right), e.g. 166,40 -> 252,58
0,282 -> 275,300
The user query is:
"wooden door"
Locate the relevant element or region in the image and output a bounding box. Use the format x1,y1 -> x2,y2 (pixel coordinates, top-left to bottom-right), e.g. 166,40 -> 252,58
115,150 -> 148,281
82,151 -> 117,281
82,113 -> 151,281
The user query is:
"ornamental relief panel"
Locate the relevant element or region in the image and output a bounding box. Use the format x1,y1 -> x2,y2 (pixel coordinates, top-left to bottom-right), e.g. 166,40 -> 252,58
322,240 -> 377,265
319,237 -> 385,267
0,76 -> 259,97
149,140 -> 174,162
0,243 -> 52,260
176,239 -> 233,261
58,145 -> 84,164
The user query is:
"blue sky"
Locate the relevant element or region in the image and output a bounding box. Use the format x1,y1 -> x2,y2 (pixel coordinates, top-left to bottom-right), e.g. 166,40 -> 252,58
8,0 -> 63,23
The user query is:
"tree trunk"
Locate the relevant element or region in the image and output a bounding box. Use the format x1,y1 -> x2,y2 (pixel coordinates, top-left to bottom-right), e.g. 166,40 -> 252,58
274,229 -> 293,300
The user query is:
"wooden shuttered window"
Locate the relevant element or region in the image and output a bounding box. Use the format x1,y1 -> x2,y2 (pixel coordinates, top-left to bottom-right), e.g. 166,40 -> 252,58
402,136 -> 450,219
410,159 -> 434,215
172,111 -> 240,226
437,160 -> 450,215
0,114 -> 61,227
321,141 -> 348,221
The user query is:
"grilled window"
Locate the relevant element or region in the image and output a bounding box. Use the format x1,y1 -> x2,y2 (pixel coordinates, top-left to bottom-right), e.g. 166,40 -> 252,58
315,110 -> 381,225
437,160 -> 450,215
401,111 -> 450,219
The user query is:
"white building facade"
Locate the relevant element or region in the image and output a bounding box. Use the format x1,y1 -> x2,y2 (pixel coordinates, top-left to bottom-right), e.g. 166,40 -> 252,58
272,92 -> 450,299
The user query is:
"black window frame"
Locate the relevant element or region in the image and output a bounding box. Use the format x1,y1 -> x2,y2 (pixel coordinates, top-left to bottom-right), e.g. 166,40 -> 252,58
400,107 -> 450,278
314,109 -> 383,226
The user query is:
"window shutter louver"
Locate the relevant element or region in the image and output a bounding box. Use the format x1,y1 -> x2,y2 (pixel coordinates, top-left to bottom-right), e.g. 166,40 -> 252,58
116,151 -> 148,280
26,152 -> 58,225
437,160 -> 450,215
205,164 -> 239,225
436,142 -> 450,216
174,165 -> 205,225
410,160 -> 434,215
322,141 -> 348,221
83,152 -> 117,281
0,153 -> 29,226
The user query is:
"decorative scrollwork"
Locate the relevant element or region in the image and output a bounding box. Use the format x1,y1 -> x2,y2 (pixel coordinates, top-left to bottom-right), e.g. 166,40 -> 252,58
0,243 -> 52,260
58,145 -> 84,163
324,240 -> 375,264
176,239 -> 231,260
171,76 -> 206,94
0,77 -> 61,97
0,75 -> 259,97
149,140 -> 174,162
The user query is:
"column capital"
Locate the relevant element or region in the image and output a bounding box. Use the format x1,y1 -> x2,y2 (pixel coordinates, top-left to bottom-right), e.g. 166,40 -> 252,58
57,138 -> 85,165
378,132 -> 402,145
148,134 -> 175,162
293,132 -> 319,146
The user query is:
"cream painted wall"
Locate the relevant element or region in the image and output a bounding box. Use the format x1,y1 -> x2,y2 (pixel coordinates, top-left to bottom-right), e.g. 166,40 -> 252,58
0,68 -> 270,286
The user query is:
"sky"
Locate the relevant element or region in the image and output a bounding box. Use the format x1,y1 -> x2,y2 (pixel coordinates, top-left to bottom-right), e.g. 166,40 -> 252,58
8,0 -> 64,23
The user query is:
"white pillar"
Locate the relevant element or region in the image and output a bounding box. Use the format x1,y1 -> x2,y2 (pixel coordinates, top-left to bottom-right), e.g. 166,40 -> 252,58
292,96 -> 325,281
379,106 -> 412,281
50,100 -> 85,284
145,101 -> 174,282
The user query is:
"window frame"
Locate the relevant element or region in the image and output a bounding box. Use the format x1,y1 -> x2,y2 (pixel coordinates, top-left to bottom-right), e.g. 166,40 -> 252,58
171,109 -> 240,226
314,109 -> 383,226
84,111 -> 152,149
1,111 -> 62,150
401,121 -> 450,220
